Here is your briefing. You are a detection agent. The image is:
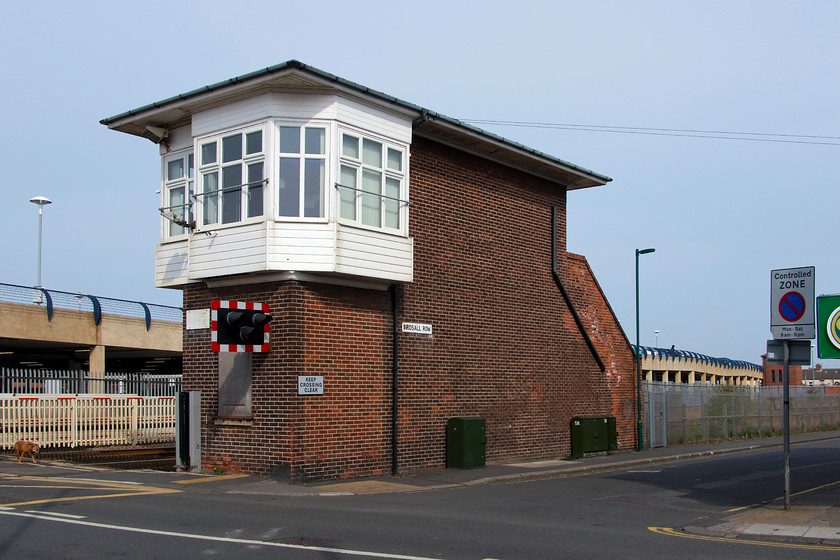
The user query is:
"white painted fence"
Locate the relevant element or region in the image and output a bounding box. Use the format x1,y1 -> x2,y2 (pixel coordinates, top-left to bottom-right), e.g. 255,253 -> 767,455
0,394 -> 175,449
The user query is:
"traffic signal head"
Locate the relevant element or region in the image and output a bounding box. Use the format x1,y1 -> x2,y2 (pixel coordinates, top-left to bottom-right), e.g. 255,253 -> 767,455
211,300 -> 272,352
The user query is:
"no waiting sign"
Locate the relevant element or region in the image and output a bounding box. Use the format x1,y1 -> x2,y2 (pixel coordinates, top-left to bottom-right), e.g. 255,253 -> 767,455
771,266 -> 815,340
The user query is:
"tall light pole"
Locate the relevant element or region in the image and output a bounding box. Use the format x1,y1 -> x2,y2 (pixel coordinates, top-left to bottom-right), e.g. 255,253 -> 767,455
654,330 -> 660,347
30,196 -> 52,293
635,247 -> 655,451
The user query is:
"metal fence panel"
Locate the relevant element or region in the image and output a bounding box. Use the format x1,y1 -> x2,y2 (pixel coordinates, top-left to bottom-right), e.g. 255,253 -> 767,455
1,368 -> 181,396
644,381 -> 840,447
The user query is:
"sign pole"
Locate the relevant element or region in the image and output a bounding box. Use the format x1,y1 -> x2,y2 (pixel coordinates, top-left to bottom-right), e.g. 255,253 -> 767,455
770,266 -> 815,512
783,339 -> 791,511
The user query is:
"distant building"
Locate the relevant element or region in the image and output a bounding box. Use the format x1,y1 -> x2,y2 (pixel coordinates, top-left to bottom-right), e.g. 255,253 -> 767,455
762,355 -> 802,386
635,346 -> 763,386
801,367 -> 840,387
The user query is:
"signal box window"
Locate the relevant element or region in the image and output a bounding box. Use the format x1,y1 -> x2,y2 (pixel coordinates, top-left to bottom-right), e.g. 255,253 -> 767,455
163,152 -> 194,237
199,128 -> 265,226
339,132 -> 404,231
277,125 -> 327,219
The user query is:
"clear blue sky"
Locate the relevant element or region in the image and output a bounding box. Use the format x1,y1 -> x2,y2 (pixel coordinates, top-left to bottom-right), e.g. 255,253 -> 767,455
2,1 -> 838,367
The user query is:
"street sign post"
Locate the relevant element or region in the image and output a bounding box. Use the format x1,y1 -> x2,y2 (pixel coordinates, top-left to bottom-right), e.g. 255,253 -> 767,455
769,266 -> 815,511
771,266 -> 815,340
817,295 -> 840,360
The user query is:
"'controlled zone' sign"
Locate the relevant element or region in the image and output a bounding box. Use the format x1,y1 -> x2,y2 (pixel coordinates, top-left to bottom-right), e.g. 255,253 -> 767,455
771,266 -> 815,340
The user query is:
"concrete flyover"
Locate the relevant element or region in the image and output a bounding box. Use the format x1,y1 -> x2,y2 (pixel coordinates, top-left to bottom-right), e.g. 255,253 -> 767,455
0,284 -> 182,375
634,345 -> 763,386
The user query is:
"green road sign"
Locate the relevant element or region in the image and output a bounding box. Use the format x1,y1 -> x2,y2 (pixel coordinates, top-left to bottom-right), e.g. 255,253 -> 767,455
817,295 -> 840,359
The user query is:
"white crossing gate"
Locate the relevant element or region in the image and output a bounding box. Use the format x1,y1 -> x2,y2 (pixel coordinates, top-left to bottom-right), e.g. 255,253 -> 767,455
0,394 -> 175,449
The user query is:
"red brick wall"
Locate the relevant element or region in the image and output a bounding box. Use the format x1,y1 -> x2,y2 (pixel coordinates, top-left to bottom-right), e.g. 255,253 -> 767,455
396,137 -> 633,469
180,136 -> 635,481
183,281 -> 393,482
562,253 -> 637,450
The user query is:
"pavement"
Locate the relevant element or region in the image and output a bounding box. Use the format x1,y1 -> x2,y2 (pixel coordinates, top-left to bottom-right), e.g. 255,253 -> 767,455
10,431 -> 840,548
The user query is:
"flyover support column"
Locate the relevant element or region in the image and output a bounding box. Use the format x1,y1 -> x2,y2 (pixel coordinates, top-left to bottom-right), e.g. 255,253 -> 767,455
89,345 -> 105,393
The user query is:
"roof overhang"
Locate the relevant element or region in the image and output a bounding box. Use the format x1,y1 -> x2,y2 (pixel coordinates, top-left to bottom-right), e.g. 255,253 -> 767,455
101,60 -> 611,190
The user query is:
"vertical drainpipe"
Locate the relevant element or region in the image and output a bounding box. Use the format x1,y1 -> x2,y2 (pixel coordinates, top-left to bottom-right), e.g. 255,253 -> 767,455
391,284 -> 400,474
551,207 -> 605,372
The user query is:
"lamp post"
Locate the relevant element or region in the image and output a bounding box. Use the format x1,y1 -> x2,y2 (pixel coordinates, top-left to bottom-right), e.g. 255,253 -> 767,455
30,196 -> 52,297
654,330 -> 660,347
635,247 -> 655,451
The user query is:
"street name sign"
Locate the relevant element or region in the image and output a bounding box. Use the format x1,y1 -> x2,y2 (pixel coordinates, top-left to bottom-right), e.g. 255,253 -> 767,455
402,322 -> 433,335
771,266 -> 815,340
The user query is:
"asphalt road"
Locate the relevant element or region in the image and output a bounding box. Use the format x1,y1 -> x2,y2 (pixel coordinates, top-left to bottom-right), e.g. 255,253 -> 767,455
2,439 -> 840,559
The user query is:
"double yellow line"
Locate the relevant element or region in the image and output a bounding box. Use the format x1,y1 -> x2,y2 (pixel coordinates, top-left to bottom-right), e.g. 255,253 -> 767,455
650,527 -> 838,551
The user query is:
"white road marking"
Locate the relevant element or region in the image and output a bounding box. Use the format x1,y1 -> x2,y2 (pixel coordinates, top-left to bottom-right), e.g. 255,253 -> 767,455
25,510 -> 87,519
0,510 -> 444,559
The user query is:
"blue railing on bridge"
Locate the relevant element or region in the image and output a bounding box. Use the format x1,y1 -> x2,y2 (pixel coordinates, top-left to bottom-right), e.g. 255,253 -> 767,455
0,283 -> 182,330
632,345 -> 763,372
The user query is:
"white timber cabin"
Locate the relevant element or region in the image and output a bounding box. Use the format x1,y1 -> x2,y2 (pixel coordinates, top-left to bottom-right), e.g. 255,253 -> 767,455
101,60 -> 605,291
106,62 -> 415,290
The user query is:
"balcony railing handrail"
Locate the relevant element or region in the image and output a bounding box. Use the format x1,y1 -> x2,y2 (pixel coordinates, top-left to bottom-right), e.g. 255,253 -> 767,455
334,182 -> 411,205
0,283 -> 182,328
190,178 -> 269,198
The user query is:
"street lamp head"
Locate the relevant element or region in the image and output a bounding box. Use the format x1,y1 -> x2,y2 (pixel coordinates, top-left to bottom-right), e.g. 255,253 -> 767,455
29,196 -> 52,207
636,247 -> 655,255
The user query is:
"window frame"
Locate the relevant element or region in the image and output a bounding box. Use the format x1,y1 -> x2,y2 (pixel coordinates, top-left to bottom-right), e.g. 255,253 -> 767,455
337,127 -> 408,235
275,121 -> 329,221
196,124 -> 267,230
161,150 -> 194,241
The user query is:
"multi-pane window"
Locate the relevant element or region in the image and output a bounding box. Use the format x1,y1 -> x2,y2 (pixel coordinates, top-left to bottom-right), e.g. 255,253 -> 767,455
339,132 -> 404,230
163,152 -> 194,237
277,125 -> 326,218
165,123 -> 408,238
199,128 -> 264,226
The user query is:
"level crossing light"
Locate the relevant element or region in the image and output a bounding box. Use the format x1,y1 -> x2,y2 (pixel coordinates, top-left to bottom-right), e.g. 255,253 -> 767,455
635,247 -> 655,452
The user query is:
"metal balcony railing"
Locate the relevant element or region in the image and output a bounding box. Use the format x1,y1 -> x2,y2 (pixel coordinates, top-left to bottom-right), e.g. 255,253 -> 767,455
0,282 -> 182,330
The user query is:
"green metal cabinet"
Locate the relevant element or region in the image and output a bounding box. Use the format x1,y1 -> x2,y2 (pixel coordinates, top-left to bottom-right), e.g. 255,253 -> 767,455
571,416 -> 617,458
446,417 -> 486,468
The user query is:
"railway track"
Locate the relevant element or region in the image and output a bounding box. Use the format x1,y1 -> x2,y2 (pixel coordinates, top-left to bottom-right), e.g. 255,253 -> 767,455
38,445 -> 176,470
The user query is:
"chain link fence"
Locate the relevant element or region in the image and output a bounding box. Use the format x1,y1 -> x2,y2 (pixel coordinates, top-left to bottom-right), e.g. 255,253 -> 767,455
643,381 -> 840,448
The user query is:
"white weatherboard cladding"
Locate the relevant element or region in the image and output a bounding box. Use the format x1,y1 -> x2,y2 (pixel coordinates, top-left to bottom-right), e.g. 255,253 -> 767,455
191,94 -> 274,138
188,223 -> 266,279
268,93 -> 338,122
155,240 -> 189,286
165,125 -> 193,152
191,92 -> 411,143
334,96 -> 412,144
267,223 -> 335,271
155,222 -> 413,286
191,93 -> 336,138
335,226 -> 413,282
